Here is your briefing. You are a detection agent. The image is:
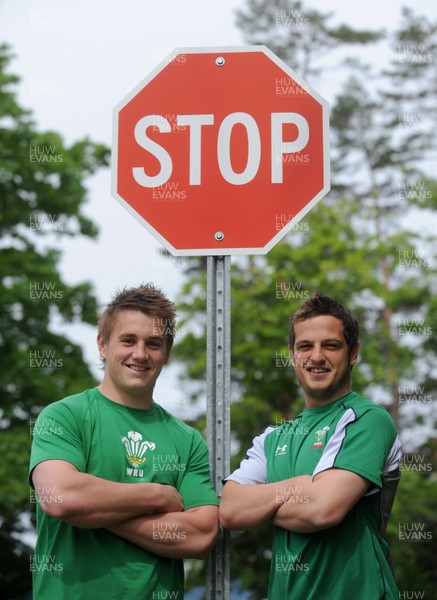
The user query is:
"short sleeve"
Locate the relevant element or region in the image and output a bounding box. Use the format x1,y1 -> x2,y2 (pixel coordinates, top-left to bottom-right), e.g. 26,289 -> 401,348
29,401 -> 87,486
224,427 -> 274,485
177,430 -> 219,509
313,407 -> 401,490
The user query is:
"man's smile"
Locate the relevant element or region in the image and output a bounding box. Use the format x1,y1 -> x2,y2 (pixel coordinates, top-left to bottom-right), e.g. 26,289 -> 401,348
126,364 -> 149,372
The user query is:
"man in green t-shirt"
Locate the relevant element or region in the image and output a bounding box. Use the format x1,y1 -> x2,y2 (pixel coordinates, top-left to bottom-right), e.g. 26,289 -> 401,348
30,284 -> 219,600
220,292 -> 401,599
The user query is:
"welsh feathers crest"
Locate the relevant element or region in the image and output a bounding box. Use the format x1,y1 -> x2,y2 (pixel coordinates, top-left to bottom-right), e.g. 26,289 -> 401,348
121,431 -> 155,466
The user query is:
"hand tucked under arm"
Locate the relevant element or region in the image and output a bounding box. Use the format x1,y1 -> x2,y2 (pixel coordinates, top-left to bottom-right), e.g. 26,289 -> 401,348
32,459 -> 183,528
271,469 -> 370,533
107,505 -> 219,559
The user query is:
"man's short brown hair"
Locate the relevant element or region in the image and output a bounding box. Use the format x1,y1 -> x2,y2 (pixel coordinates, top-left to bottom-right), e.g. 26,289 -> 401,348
98,284 -> 176,352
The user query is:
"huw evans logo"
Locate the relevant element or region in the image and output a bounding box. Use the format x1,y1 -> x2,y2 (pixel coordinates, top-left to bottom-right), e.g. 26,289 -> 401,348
121,431 -> 155,477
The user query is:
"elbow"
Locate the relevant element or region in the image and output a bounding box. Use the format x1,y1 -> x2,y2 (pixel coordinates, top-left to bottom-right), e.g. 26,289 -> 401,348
36,485 -> 68,519
39,498 -> 70,521
219,502 -> 253,531
306,505 -> 344,531
219,504 -> 237,530
219,482 -> 247,530
190,522 -> 220,560
192,530 -> 219,560
38,494 -> 85,525
188,506 -> 220,559
200,522 -> 220,558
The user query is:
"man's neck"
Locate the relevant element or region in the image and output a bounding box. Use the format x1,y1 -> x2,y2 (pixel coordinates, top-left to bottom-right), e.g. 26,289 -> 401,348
304,389 -> 352,409
98,380 -> 154,410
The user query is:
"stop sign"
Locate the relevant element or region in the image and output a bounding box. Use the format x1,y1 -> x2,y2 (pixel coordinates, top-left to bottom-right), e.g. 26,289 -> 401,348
112,46 -> 329,256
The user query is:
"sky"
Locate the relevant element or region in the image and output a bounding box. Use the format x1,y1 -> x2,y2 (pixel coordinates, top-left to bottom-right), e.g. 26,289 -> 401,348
1,0 -> 436,422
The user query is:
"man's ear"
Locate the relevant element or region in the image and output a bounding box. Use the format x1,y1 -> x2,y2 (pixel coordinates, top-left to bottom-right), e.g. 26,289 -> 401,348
350,343 -> 360,367
97,334 -> 106,360
163,347 -> 172,365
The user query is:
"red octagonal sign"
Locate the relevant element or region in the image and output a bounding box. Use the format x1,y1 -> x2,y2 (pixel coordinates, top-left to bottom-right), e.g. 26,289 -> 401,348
112,46 -> 330,256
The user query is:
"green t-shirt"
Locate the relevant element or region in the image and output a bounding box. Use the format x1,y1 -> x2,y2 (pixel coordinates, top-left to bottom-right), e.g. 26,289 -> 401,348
29,388 -> 219,600
227,392 -> 401,600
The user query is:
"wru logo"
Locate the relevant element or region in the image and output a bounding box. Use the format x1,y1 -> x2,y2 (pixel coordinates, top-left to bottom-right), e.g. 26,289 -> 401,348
121,431 -> 156,466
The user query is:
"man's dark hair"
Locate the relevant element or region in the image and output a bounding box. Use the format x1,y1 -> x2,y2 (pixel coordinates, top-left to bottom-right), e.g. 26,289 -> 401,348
98,283 -> 176,352
288,292 -> 359,355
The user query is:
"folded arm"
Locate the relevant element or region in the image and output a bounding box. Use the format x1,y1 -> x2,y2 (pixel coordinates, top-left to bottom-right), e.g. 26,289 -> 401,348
272,468 -> 370,532
31,459 -> 183,528
219,475 -> 312,530
220,469 -> 370,533
108,505 -> 219,559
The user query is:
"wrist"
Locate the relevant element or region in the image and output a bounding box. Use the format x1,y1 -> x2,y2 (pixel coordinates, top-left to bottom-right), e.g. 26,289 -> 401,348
140,482 -> 162,512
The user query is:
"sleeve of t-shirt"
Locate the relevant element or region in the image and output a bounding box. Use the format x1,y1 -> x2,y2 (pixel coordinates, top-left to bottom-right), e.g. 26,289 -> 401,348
29,400 -> 87,487
224,427 -> 275,485
177,430 -> 219,509
312,406 -> 401,492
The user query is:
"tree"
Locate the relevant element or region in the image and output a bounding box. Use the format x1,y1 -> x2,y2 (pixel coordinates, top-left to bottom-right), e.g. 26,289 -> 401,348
0,44 -> 109,598
174,4 -> 437,598
235,0 -> 383,79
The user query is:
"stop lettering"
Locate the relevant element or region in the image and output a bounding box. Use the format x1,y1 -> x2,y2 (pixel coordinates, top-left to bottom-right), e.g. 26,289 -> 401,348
112,46 -> 330,255
133,111 -> 309,186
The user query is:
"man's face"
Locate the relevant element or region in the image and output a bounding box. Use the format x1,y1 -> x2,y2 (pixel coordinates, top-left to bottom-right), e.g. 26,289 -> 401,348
290,315 -> 359,408
97,309 -> 170,405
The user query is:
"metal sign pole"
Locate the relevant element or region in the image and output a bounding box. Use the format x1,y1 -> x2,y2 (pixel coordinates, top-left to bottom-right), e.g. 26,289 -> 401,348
206,255 -> 231,600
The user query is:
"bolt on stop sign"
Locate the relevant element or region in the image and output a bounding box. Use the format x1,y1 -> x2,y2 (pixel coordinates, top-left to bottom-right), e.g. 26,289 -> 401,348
112,46 -> 330,256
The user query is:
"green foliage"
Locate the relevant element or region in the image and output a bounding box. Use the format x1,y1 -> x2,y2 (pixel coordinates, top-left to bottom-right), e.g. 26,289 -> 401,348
388,469 -> 437,596
235,0 -> 383,78
0,43 -> 109,597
